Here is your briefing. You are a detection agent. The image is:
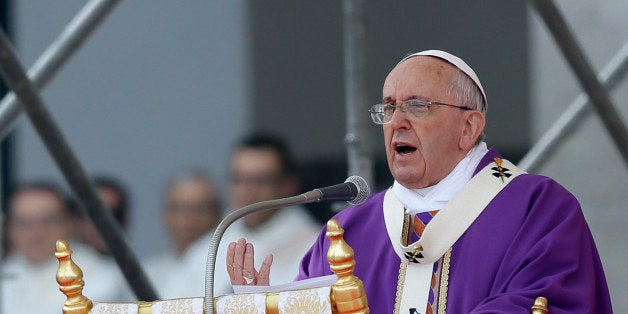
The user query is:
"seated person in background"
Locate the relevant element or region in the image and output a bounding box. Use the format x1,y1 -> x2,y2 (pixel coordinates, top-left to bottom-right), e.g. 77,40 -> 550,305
73,175 -> 130,256
143,168 -> 223,298
71,175 -> 129,256
225,50 -> 612,313
218,132 -> 322,289
1,180 -> 129,314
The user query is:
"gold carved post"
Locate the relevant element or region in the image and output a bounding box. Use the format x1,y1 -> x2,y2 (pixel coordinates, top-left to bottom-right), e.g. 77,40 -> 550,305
326,219 -> 369,313
530,296 -> 549,314
55,239 -> 93,314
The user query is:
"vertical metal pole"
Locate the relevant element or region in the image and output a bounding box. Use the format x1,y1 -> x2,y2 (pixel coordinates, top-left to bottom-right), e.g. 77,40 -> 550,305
519,42 -> 628,172
0,153 -> 3,314
529,0 -> 628,165
343,0 -> 374,187
0,0 -> 122,141
0,27 -> 159,301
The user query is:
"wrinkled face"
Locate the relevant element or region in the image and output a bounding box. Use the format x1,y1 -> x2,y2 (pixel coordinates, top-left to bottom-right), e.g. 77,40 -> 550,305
165,179 -> 219,253
8,190 -> 70,264
382,56 -> 471,188
230,147 -> 296,227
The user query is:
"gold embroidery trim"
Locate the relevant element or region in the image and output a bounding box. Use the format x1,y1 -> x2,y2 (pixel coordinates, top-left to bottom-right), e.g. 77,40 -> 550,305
437,248 -> 452,314
401,213 -> 411,245
266,292 -> 279,314
393,261 -> 408,314
137,301 -> 153,314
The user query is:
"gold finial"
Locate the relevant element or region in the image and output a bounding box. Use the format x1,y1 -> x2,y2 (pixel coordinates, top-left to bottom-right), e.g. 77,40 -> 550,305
530,296 -> 548,314
55,239 -> 93,314
326,219 -> 369,313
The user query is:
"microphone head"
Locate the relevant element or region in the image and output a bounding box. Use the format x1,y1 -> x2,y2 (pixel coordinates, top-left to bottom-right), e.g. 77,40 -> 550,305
345,175 -> 370,205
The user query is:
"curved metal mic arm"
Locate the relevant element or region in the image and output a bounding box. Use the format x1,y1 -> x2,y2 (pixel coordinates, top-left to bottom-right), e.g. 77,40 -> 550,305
204,190 -> 321,314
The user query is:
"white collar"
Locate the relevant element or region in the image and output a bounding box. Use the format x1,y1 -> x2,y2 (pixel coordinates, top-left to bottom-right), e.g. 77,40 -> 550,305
392,142 -> 488,214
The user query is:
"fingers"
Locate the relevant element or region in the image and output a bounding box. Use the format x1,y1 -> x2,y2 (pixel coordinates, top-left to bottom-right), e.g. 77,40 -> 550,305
226,242 -> 237,281
225,238 -> 272,286
256,254 -> 273,286
242,242 -> 256,284
231,238 -> 247,285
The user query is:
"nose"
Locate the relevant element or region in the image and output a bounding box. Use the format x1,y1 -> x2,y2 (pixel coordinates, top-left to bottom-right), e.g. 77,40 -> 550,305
387,105 -> 410,129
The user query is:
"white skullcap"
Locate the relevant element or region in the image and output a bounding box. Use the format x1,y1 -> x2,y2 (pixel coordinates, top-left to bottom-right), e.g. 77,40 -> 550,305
400,50 -> 487,110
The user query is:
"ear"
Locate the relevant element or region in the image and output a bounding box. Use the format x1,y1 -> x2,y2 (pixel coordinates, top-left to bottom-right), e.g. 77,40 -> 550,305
459,111 -> 486,150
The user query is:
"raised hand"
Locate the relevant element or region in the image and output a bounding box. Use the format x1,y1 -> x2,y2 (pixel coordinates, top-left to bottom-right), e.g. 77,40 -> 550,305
226,238 -> 273,286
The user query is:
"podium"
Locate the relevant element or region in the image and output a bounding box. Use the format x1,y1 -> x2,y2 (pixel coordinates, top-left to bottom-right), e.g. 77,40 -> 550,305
56,218 -> 549,313
55,219 -> 369,313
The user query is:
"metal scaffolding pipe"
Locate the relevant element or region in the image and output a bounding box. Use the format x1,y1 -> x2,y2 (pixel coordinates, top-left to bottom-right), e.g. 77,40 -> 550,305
519,42 -> 628,172
530,0 -> 628,165
0,0 -> 122,141
0,27 -> 159,301
343,0 -> 374,187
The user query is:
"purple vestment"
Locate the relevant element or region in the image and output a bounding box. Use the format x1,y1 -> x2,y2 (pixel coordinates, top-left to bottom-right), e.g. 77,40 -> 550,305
296,148 -> 612,313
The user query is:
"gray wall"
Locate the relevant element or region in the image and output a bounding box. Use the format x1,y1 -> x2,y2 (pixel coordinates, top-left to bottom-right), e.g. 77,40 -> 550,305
529,0 -> 627,311
12,1 -> 250,256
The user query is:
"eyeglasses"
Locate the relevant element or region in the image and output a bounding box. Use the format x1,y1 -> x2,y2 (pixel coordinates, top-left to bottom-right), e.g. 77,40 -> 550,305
368,99 -> 473,124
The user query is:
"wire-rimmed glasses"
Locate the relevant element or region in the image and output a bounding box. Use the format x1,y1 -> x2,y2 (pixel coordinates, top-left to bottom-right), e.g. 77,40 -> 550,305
368,99 -> 472,124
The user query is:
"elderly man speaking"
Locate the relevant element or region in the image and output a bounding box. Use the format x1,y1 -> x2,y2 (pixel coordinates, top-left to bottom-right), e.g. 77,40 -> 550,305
226,50 -> 612,313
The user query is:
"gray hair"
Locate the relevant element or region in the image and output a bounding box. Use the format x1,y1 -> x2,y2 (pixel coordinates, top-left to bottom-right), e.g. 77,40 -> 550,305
448,69 -> 487,143
166,167 -> 215,189
448,68 -> 487,114
164,167 -> 222,214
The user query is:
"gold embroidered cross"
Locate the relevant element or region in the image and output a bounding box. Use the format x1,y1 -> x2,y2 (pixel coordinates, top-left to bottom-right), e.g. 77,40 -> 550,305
404,245 -> 423,263
491,157 -> 512,182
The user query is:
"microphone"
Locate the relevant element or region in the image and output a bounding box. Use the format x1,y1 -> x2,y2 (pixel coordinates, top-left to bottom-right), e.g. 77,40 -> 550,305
303,175 -> 370,205
204,176 -> 370,313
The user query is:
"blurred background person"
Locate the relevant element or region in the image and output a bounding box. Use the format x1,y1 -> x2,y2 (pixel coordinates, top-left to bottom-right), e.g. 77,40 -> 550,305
216,132 -> 321,290
143,168 -> 223,299
73,175 -> 130,256
1,180 -> 129,314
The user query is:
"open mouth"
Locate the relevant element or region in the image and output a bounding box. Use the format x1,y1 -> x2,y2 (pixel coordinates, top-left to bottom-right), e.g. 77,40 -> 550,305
395,144 -> 417,155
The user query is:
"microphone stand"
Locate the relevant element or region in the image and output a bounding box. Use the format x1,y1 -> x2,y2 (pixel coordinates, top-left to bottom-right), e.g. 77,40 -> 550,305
204,190 -> 322,314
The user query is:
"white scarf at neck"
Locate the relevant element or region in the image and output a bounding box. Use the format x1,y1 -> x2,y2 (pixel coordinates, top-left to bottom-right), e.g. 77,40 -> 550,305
392,142 -> 488,214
